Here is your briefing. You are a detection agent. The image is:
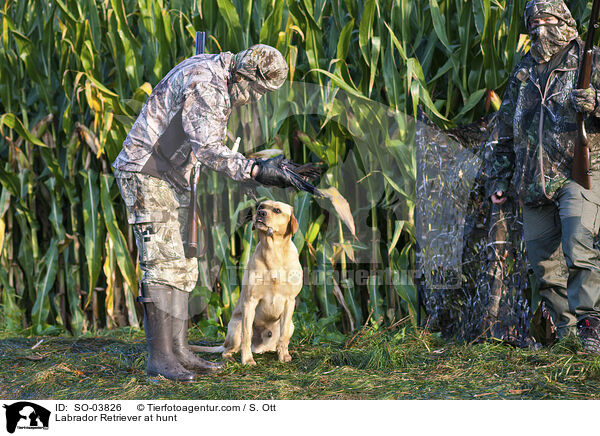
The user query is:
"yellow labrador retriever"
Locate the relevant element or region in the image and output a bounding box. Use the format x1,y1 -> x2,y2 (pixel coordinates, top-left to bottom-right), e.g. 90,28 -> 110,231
190,200 -> 302,365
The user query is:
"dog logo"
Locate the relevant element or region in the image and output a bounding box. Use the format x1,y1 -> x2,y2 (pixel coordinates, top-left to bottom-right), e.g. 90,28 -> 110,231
2,402 -> 50,434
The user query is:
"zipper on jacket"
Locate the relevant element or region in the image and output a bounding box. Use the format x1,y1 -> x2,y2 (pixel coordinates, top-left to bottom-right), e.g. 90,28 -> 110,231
529,64 -> 577,200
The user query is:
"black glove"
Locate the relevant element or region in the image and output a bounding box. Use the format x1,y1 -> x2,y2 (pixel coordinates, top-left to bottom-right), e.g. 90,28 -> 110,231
253,155 -> 323,196
253,156 -> 295,188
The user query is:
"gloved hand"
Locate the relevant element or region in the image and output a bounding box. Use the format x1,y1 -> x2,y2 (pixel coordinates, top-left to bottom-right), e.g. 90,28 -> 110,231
252,155 -> 323,196
570,87 -> 597,114
252,155 -> 296,188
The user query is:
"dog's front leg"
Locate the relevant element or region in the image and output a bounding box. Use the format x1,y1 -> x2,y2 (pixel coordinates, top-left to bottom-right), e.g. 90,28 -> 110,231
277,299 -> 295,362
241,297 -> 259,365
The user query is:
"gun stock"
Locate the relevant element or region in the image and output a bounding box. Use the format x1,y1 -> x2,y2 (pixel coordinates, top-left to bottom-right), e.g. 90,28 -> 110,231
574,114 -> 591,189
184,31 -> 206,258
184,165 -> 200,258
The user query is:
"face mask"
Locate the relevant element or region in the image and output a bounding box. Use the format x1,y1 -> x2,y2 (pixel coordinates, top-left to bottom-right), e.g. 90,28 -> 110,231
229,80 -> 264,108
229,81 -> 250,107
529,20 -> 576,63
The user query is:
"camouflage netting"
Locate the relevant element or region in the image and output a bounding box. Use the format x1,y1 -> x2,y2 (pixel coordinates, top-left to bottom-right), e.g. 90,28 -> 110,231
416,110 -> 533,346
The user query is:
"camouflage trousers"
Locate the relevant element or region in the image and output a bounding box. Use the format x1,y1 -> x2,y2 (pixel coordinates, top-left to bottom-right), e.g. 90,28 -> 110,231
523,174 -> 600,338
114,170 -> 198,293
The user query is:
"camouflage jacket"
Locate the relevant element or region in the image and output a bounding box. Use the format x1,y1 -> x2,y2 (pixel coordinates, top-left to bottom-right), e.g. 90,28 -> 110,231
485,38 -> 600,206
112,52 -> 253,190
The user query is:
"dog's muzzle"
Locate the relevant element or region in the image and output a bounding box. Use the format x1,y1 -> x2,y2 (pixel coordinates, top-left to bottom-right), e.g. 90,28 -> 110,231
254,218 -> 274,236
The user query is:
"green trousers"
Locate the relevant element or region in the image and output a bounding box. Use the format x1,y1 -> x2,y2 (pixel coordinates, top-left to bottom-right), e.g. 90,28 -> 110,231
523,175 -> 600,338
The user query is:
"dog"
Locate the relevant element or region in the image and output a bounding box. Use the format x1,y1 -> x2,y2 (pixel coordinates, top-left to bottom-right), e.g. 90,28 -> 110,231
190,200 -> 302,365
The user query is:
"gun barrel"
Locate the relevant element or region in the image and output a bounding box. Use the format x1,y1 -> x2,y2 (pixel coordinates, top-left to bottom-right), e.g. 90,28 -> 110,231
195,31 -> 205,56
573,0 -> 600,190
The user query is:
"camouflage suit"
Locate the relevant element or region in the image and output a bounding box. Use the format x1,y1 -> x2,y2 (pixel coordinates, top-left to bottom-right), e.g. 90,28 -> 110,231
485,0 -> 600,338
113,45 -> 288,294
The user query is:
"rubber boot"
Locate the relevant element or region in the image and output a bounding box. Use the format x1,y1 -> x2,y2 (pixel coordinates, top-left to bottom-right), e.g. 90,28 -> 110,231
139,284 -> 195,382
171,288 -> 224,373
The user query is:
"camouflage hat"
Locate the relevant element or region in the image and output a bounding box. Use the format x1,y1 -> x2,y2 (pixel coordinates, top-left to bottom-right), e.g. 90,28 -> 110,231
524,0 -> 577,30
232,44 -> 288,94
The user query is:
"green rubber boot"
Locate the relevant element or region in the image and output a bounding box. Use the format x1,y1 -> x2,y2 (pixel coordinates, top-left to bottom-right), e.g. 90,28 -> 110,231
138,284 -> 195,382
171,289 -> 224,374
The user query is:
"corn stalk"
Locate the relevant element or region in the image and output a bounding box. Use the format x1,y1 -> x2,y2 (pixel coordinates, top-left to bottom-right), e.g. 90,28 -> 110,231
0,0 -> 550,336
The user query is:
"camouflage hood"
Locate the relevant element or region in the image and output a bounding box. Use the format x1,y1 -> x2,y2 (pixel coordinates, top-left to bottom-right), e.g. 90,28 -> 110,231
524,0 -> 578,63
229,44 -> 288,106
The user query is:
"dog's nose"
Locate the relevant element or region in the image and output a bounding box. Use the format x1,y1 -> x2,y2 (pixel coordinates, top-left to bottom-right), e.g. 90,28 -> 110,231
257,209 -> 266,218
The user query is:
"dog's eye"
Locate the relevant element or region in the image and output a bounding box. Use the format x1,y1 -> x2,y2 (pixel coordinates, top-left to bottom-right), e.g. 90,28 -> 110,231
267,331 -> 272,337
273,208 -> 281,214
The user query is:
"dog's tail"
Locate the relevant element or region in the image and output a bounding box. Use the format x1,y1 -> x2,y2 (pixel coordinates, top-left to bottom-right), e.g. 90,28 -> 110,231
189,344 -> 225,353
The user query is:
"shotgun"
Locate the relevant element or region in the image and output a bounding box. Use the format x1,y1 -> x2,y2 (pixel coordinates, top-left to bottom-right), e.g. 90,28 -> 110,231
573,0 -> 600,190
184,31 -> 205,258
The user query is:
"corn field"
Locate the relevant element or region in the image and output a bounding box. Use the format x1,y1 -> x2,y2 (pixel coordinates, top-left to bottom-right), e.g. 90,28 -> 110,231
1,0 -> 591,337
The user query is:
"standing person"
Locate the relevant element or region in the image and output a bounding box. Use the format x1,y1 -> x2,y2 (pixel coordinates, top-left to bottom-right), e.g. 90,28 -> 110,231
113,44 -> 308,381
486,0 -> 600,352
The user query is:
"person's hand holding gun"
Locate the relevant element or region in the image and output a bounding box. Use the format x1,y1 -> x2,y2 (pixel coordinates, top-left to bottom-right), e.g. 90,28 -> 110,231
491,190 -> 507,205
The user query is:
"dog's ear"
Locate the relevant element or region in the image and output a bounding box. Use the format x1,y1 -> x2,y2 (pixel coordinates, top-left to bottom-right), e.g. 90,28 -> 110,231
286,208 -> 299,236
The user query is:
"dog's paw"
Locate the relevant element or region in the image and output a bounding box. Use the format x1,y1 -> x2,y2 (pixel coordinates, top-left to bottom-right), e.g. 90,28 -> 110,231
278,353 -> 292,363
222,352 -> 235,362
242,357 -> 257,366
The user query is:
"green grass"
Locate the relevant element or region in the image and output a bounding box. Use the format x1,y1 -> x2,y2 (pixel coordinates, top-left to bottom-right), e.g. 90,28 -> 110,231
2,328 -> 600,400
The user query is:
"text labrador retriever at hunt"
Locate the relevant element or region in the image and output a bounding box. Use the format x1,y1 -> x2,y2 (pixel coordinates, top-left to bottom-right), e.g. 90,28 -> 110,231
191,200 -> 302,365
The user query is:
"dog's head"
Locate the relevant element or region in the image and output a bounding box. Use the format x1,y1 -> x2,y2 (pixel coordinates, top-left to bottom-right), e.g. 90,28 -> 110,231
253,200 -> 298,239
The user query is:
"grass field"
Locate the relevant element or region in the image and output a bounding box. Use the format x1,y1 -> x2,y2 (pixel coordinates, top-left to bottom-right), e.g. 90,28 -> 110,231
2,326 -> 600,401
